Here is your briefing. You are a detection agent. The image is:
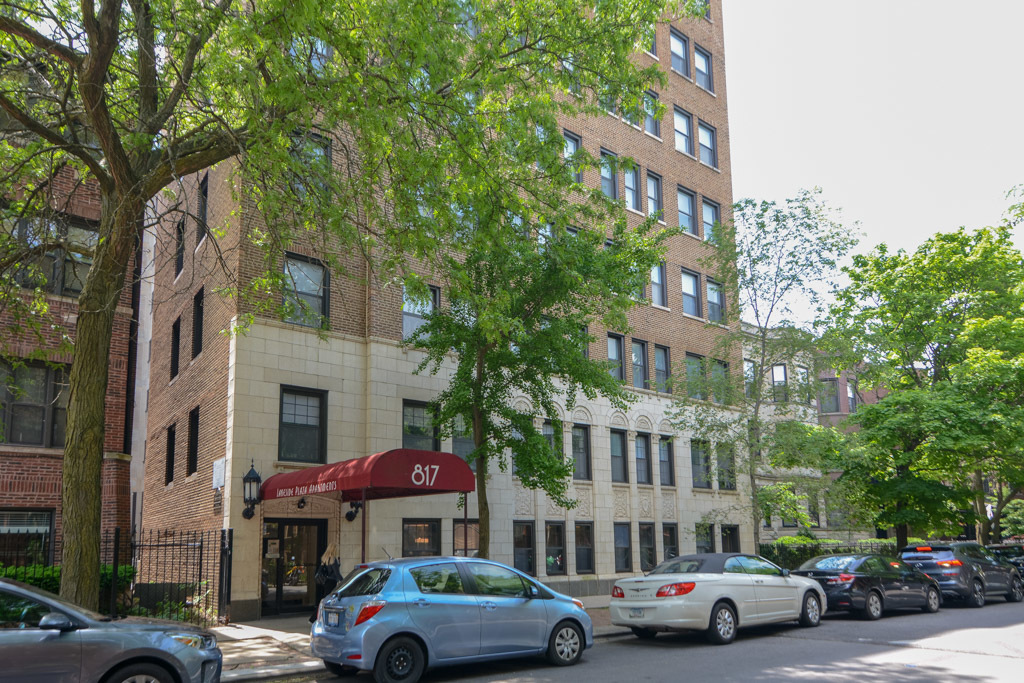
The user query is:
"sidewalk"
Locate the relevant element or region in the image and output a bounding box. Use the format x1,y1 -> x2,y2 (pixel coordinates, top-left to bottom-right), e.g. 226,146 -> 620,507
214,607 -> 629,682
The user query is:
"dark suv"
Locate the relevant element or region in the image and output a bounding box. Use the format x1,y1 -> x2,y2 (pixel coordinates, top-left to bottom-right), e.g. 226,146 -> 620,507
899,542 -> 1024,607
987,543 -> 1024,569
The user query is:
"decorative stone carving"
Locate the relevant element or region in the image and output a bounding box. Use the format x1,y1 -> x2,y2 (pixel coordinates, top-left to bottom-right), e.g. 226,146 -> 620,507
636,415 -> 654,432
572,407 -> 593,424
613,490 -> 629,519
662,496 -> 676,520
639,491 -> 654,518
610,411 -> 629,429
547,496 -> 563,515
659,419 -> 673,434
515,486 -> 533,515
575,487 -> 593,518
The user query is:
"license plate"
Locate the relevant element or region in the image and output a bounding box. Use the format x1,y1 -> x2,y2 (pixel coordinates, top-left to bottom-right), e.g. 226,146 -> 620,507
327,611 -> 340,627
629,608 -> 644,618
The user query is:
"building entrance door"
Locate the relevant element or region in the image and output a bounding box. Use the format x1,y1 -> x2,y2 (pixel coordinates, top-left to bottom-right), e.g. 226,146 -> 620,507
261,518 -> 327,616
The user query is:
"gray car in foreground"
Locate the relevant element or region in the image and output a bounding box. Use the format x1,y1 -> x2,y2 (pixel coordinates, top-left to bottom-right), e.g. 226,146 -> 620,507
0,577 -> 221,683
311,556 -> 593,683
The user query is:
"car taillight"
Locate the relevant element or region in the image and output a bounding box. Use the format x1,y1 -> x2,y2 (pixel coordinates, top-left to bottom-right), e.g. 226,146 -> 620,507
937,560 -> 963,568
611,586 -> 624,598
354,600 -> 386,625
826,573 -> 856,585
655,582 -> 696,597
916,546 -> 933,552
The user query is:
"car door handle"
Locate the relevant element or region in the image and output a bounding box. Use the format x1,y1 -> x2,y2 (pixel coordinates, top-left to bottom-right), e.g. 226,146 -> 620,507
412,598 -> 430,608
480,600 -> 498,611
754,579 -> 764,584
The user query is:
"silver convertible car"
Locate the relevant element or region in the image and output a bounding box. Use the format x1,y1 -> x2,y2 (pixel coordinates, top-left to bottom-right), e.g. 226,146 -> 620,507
611,553 -> 826,644
311,556 -> 593,682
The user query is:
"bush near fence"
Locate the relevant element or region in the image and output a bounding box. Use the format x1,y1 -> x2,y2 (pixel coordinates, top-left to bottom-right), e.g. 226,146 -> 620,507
0,564 -> 136,604
760,538 -> 930,569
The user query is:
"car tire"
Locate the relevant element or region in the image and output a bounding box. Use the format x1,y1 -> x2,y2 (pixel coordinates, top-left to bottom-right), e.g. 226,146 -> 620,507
630,626 -> 657,640
922,586 -> 941,613
547,620 -> 584,666
799,592 -> 822,627
705,601 -> 737,645
861,591 -> 883,621
103,662 -> 174,683
1007,576 -> 1024,603
373,636 -> 425,683
968,579 -> 986,608
324,660 -> 358,677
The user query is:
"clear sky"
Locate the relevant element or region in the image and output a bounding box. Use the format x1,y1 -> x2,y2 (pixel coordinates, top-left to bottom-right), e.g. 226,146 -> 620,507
722,0 -> 1024,255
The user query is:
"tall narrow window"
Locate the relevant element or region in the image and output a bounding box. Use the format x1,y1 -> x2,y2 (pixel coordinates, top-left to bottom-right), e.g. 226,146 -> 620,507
453,518 -> 480,556
847,382 -> 858,413
681,269 -> 701,317
610,429 -> 628,483
644,92 -> 660,137
702,199 -> 720,242
820,378 -> 840,413
635,433 -> 652,484
513,521 -> 535,575
563,131 -> 583,182
717,444 -> 736,490
670,29 -> 689,76
572,424 -> 591,480
197,173 -> 209,241
711,360 -> 729,404
575,522 -> 594,573
677,187 -> 696,234
614,523 -> 632,572
650,262 -> 667,307
280,387 -> 326,463
191,287 -> 204,358
646,172 -> 662,219
772,364 -> 788,402
187,405 -> 199,476
691,439 -> 711,489
600,151 -> 617,199
663,523 -> 679,559
795,365 -> 810,405
707,280 -> 724,322
744,359 -> 757,399
402,285 -> 440,339
685,353 -> 705,400
284,255 -> 328,327
639,523 -> 656,571
655,345 -> 671,393
631,340 -> 648,389
695,523 -> 715,553
545,522 -> 566,575
1,362 -> 68,448
659,436 -> 674,486
698,122 -> 717,168
608,334 -> 624,380
542,420 -> 557,455
174,219 -> 185,276
624,166 -> 640,211
165,424 -> 176,485
452,415 -> 476,470
721,525 -> 740,552
694,46 -> 713,92
402,400 -> 439,451
170,318 -> 181,380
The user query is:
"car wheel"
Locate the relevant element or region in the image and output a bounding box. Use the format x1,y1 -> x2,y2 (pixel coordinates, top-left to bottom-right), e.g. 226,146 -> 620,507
373,636 -> 425,683
969,579 -> 986,608
861,591 -> 883,621
103,663 -> 174,683
324,660 -> 358,677
923,587 -> 941,613
630,626 -> 657,640
1007,576 -> 1024,603
547,620 -> 584,666
799,592 -> 822,627
705,601 -> 737,645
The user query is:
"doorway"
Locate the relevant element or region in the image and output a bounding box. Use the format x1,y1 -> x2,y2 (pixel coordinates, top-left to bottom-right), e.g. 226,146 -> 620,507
261,518 -> 327,616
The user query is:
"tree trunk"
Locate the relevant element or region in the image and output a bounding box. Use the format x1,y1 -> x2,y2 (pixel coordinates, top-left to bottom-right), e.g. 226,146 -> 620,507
61,193 -> 140,609
747,413 -> 762,548
895,522 -> 908,550
972,470 -> 989,545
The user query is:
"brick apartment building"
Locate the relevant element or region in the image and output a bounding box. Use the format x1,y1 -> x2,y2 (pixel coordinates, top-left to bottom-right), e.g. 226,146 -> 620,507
139,5 -> 742,620
1,168 -> 133,563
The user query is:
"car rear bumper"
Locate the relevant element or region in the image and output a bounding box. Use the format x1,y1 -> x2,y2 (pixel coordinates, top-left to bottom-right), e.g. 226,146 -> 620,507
609,599 -> 711,630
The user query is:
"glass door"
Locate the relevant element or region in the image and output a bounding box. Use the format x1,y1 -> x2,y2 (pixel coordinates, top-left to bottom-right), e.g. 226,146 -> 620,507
261,518 -> 327,615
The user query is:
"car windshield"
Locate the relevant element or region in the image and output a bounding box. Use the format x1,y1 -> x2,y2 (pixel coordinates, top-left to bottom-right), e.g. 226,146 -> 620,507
334,567 -> 391,597
650,558 -> 704,574
798,555 -> 860,571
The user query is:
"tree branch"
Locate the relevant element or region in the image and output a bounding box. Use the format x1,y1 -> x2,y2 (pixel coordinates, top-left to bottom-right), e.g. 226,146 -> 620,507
128,0 -> 159,128
0,16 -> 83,66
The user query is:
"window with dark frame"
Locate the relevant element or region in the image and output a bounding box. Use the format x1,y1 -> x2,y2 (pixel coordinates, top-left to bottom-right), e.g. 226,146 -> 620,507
452,415 -> 476,471
453,518 -> 480,557
165,424 -> 176,485
654,345 -> 671,393
711,360 -> 729,404
772,364 -> 788,402
545,522 -> 566,575
681,269 -> 701,317
721,524 -> 740,553
698,121 -> 717,168
677,186 -> 696,234
691,439 -> 711,489
174,219 -> 185,276
670,29 -> 689,76
639,522 -> 656,571
694,45 -> 713,92
809,496 -> 821,527
284,254 -> 328,327
685,353 -> 705,400
695,522 -> 715,553
290,131 -> 331,199
647,23 -> 657,56
707,280 -> 724,322
644,92 -> 660,137
673,108 -> 693,156
847,381 -> 858,413
600,150 -> 618,199
402,400 -> 439,451
624,166 -> 641,211
572,424 -> 591,480
402,285 -> 440,340
608,334 -> 624,381
663,523 -> 678,559
11,217 -> 98,297
651,262 -> 667,307
646,171 -> 662,219
0,362 -> 68,448
717,443 -> 736,490
819,378 -> 840,413
563,131 -> 583,183
744,359 -> 757,399
197,173 -> 209,242
542,420 -> 558,456
631,340 -> 648,389
575,522 -> 594,573
635,432 -> 652,484
170,318 -> 181,379
795,365 -> 811,405
187,405 -> 199,476
513,521 -> 535,575
0,510 -> 55,565
610,429 -> 628,483
192,288 -> 204,358
614,522 -> 632,572
702,199 -> 720,242
279,387 -> 326,463
659,436 -> 674,486
402,519 -> 441,557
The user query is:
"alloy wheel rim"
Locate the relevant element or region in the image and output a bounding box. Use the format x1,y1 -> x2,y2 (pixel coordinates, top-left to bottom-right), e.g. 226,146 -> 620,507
387,646 -> 413,678
807,596 -> 820,622
121,677 -> 160,683
928,589 -> 940,610
716,608 -> 735,638
868,594 -> 881,617
974,581 -> 984,604
555,627 -> 580,660
1014,580 -> 1023,600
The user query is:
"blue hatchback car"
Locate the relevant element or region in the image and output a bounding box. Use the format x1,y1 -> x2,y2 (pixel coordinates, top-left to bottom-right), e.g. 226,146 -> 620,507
310,556 -> 593,682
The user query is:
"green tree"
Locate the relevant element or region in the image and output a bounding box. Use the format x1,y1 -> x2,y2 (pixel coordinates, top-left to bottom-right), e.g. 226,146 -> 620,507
1,0 -> 701,607
1002,499 -> 1024,539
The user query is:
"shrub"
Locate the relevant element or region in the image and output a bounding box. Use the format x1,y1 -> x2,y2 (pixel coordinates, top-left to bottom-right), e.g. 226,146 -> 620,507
0,564 -> 136,596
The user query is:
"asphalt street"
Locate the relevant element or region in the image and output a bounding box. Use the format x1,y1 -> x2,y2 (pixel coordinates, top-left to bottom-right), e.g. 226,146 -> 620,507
288,596 -> 1024,682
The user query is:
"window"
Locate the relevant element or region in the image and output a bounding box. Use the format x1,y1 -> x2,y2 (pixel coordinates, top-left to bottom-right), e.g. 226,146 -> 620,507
663,523 -> 678,560
677,187 -> 696,234
197,173 -> 209,241
705,280 -> 725,324
711,360 -> 728,403
563,131 -> 583,182
572,424 -> 591,480
639,523 -> 656,571
542,420 -> 558,455
782,515 -> 797,528
694,46 -> 713,92
600,151 -> 618,199
0,510 -> 54,565
402,285 -> 439,339
772,364 -> 788,402
513,521 -> 535,575
467,563 -> 530,597
744,359 -> 757,399
654,345 -> 671,393
165,424 -> 176,485
635,433 -> 652,484
721,524 -> 740,553
575,522 -> 595,573
402,519 -> 441,557
191,287 -> 204,358
0,591 -> 50,629
646,172 -> 662,219
452,415 -> 476,470
819,379 -> 840,413
847,382 -> 858,413
545,522 -> 566,575
646,23 -> 657,56
187,406 -> 199,476
607,334 -> 624,380
624,166 -> 641,211
284,255 -> 328,327
702,199 -> 720,242
644,92 -> 660,137
174,219 -> 185,276
170,318 -> 181,379
685,353 -> 705,400
717,444 -> 736,490
610,429 -> 628,483
691,439 -> 711,489
795,365 -> 811,405
614,523 -> 632,572
290,132 -> 331,199
681,270 -> 701,317
808,497 -> 821,527
698,122 -> 717,168
695,523 -> 714,553
659,436 -> 674,486
631,340 -> 648,389
410,562 -> 465,594
645,263 -> 666,309
0,363 -> 67,448
11,217 -> 98,297
402,400 -> 439,451
670,29 -> 689,76
453,518 -> 479,557
280,387 -> 326,463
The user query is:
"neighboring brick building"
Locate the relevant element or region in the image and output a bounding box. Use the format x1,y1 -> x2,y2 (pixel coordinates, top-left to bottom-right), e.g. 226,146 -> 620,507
140,6 -> 741,619
1,168 -> 133,563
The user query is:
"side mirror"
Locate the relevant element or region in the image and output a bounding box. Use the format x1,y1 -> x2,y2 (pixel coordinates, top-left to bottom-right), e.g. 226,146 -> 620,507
38,612 -> 76,632
525,584 -> 539,599
780,568 -> 791,577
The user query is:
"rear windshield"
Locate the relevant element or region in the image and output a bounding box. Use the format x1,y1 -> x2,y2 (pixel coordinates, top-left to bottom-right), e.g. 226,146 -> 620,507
798,555 -> 860,571
899,548 -> 954,562
650,558 -> 703,574
334,568 -> 391,597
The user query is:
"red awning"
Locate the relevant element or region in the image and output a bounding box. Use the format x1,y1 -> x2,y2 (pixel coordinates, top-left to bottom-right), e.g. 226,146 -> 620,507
259,448 -> 475,503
